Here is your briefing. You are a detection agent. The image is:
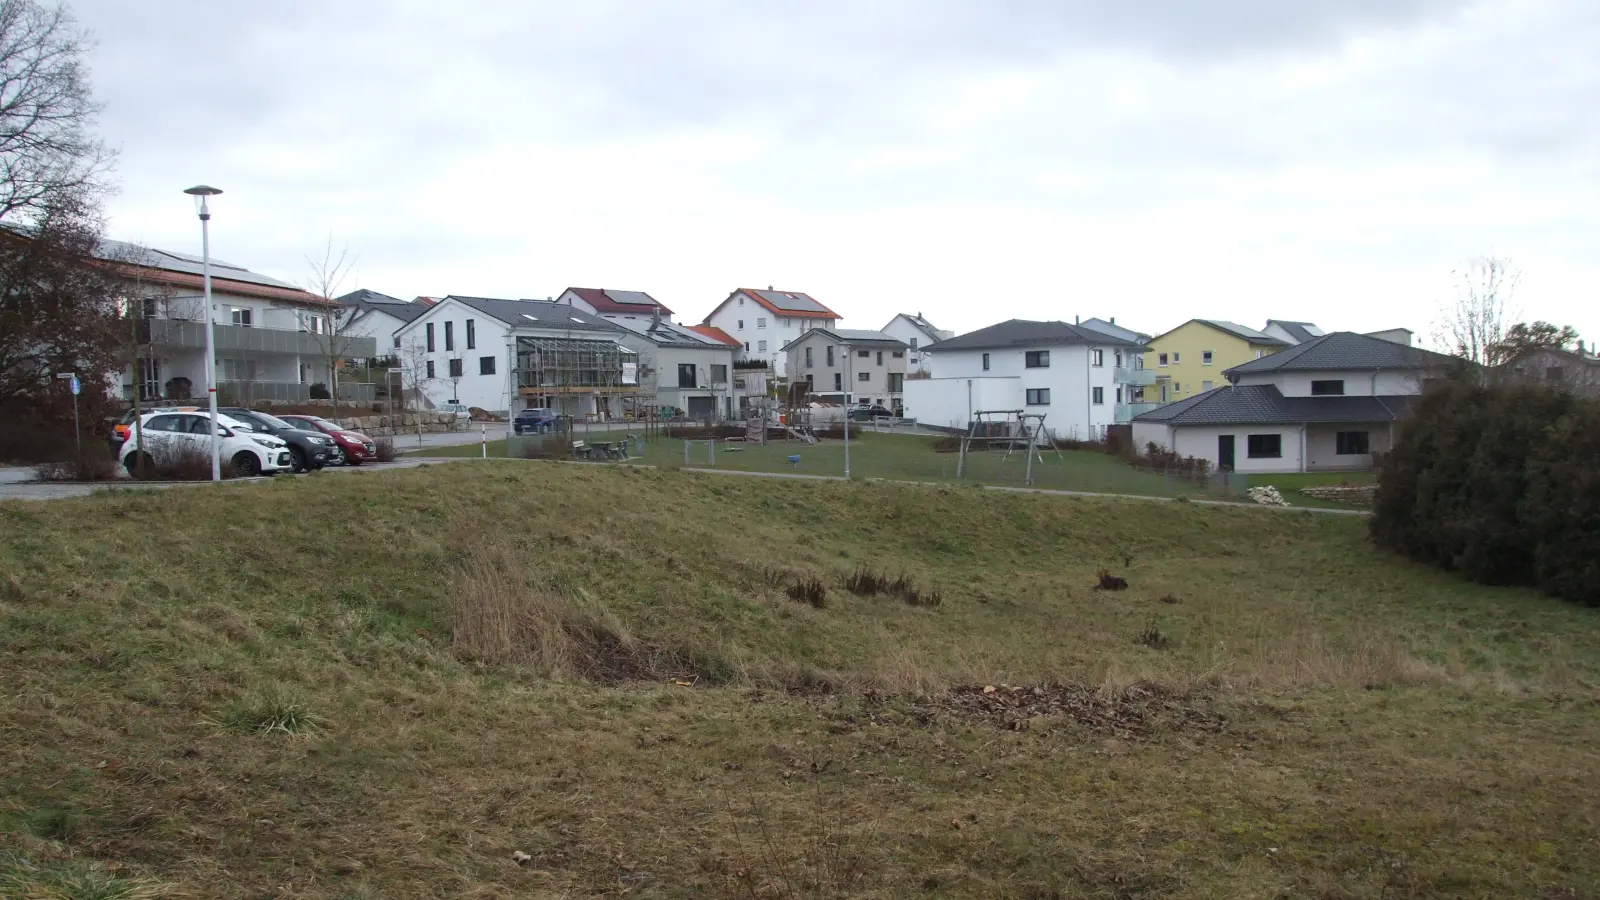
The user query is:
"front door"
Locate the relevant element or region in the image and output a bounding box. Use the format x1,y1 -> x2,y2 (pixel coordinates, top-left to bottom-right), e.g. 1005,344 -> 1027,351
1218,434 -> 1235,472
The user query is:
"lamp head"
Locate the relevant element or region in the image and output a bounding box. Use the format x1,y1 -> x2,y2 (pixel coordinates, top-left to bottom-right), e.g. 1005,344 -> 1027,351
183,185 -> 222,218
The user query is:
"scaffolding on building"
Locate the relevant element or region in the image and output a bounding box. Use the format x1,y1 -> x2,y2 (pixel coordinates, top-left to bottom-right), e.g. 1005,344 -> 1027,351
513,335 -> 653,421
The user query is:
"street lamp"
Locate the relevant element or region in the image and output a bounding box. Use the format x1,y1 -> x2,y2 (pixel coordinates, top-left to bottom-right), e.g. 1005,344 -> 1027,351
184,185 -> 223,481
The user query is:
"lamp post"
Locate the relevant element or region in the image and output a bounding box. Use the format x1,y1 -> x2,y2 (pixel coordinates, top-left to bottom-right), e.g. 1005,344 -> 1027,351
843,345 -> 852,479
184,185 -> 223,481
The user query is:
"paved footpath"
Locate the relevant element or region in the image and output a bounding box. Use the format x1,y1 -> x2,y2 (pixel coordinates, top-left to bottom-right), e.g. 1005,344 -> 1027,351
0,457 -> 1369,516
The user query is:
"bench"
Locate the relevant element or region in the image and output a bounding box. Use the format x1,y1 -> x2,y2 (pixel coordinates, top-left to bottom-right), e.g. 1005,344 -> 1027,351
571,440 -> 587,459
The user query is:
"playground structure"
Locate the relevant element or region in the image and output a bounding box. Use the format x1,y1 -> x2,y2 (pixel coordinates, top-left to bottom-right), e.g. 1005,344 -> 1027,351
956,409 -> 1062,485
734,384 -> 819,445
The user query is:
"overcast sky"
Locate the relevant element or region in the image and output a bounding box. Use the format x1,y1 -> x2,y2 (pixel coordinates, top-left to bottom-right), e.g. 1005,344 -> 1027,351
77,0 -> 1598,342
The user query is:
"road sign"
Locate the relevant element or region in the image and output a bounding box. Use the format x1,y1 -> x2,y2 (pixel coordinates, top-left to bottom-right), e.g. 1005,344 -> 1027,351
69,374 -> 80,396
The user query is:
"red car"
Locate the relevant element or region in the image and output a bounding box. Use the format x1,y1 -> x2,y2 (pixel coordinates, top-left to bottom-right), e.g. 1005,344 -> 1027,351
279,414 -> 378,465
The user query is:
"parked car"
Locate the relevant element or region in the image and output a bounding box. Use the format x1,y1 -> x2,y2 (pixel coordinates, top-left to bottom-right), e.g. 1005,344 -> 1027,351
279,414 -> 378,465
849,404 -> 894,421
121,411 -> 292,477
217,408 -> 336,472
438,401 -> 472,421
109,405 -> 199,452
512,407 -> 558,435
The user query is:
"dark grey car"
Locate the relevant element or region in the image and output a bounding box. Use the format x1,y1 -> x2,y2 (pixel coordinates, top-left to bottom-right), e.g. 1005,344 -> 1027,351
218,408 -> 335,472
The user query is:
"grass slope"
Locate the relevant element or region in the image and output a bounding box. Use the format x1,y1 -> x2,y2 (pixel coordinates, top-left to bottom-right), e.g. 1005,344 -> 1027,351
1,463 -> 1597,898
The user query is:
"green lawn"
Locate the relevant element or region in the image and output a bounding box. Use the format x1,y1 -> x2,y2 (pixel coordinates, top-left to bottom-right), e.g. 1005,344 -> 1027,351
416,431 -> 1228,498
2,464 -> 1597,897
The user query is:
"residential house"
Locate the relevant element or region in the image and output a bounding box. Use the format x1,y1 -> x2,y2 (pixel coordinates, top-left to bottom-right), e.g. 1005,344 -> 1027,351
880,313 -> 953,376
1131,331 -> 1458,474
604,313 -> 739,420
1365,328 -> 1415,346
1078,317 -> 1157,418
393,296 -> 636,417
1262,320 -> 1325,345
783,329 -> 909,412
336,289 -> 427,353
1146,320 -> 1289,404
556,287 -> 675,324
907,319 -> 1149,439
105,240 -> 377,404
1499,345 -> 1600,395
701,288 -> 839,377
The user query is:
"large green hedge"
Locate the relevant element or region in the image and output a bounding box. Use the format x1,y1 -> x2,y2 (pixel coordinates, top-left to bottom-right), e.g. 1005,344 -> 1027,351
1372,376 -> 1600,606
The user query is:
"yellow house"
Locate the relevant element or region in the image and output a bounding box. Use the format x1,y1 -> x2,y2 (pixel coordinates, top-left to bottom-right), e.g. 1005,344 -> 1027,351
1146,320 -> 1289,403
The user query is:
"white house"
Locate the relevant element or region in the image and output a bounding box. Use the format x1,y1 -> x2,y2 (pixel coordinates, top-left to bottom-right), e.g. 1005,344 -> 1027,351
907,319 -> 1149,440
880,313 -> 953,376
701,287 -> 839,378
393,296 -> 635,417
604,313 -> 739,420
556,287 -> 675,324
782,329 -> 909,412
1262,320 -> 1326,345
336,289 -> 428,353
105,240 -> 377,404
1131,331 -> 1458,473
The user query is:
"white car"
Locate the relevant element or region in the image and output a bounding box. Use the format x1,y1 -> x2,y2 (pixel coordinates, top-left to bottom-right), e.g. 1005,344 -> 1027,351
438,401 -> 472,421
120,410 -> 293,478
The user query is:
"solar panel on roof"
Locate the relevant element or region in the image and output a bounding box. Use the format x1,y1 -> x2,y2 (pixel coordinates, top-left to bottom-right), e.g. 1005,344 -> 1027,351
603,290 -> 657,306
754,289 -> 829,313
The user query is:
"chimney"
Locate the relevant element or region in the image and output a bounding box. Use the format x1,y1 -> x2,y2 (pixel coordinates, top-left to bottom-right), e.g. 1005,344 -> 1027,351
1110,317 -> 1116,325
1074,315 -> 1080,325
651,306 -> 661,330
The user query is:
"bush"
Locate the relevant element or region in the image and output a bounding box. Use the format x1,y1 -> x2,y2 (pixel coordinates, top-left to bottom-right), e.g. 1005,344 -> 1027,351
32,445 -> 118,482
1136,442 -> 1211,476
126,442 -> 241,481
308,382 -> 331,400
372,435 -> 398,463
1372,375 -> 1599,606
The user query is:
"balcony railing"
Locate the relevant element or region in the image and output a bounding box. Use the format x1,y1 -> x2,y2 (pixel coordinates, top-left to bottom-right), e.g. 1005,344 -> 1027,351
121,381 -> 376,405
1115,402 -> 1162,423
1114,367 -> 1157,386
142,318 -> 377,359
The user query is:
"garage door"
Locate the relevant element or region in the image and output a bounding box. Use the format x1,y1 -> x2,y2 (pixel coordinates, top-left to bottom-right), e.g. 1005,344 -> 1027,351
686,396 -> 716,421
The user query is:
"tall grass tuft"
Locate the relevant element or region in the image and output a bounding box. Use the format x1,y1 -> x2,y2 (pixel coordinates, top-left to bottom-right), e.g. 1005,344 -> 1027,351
215,686 -> 324,735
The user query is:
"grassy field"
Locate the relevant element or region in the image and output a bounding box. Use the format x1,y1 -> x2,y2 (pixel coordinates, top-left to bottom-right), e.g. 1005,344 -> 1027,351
2,463 -> 1597,898
419,431 -> 1226,498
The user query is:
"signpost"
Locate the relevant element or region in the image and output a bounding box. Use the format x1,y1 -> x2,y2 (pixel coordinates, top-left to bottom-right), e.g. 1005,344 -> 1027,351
54,372 -> 81,457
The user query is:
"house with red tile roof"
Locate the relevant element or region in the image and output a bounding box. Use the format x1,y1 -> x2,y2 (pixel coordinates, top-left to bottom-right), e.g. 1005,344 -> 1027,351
701,287 -> 840,378
686,324 -> 741,347
556,287 -> 675,323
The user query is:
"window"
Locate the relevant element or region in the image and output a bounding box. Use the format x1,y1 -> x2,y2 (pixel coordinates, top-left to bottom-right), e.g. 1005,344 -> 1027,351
858,371 -> 870,382
833,373 -> 842,391
1247,434 -> 1282,459
757,317 -> 767,329
1336,431 -> 1371,455
479,356 -> 495,376
231,307 -> 252,327
876,351 -> 883,365
782,317 -> 791,327
466,319 -> 476,350
1158,353 -> 1168,367
758,340 -> 767,352
1025,350 -> 1050,368
1172,352 -> 1181,363
425,360 -> 435,379
1114,350 -> 1122,367
909,337 -> 918,349
1092,349 -> 1104,367
447,358 -> 463,378
393,335 -> 401,349
891,351 -> 903,358
1202,381 -> 1213,391
711,364 -> 727,383
426,322 -> 435,352
1115,387 -> 1123,403
678,363 -> 697,388
826,345 -> 835,366
738,296 -> 744,306
1256,350 -> 1265,359
888,373 -> 903,392
737,319 -> 744,330
743,342 -> 750,352
1202,350 -> 1213,366
982,352 -> 990,371
857,350 -> 870,358
1092,387 -> 1104,405
805,347 -> 814,367
185,415 -> 217,435
1310,379 -> 1345,396
444,321 -> 454,352
1546,366 -> 1565,382
1025,388 -> 1050,405
144,414 -> 180,432
805,373 -> 814,388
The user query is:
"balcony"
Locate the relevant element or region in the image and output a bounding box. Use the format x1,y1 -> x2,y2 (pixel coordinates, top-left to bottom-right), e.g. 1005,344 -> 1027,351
1115,402 -> 1163,423
143,318 -> 377,359
1114,366 -> 1156,386
121,381 -> 376,405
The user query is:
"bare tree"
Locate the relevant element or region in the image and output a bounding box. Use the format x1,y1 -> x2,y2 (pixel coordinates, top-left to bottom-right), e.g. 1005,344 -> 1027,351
298,235 -> 362,405
0,0 -> 113,224
1434,256 -> 1521,365
397,335 -> 433,447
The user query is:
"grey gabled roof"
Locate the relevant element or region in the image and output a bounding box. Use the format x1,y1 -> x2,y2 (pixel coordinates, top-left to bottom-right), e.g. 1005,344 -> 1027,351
1266,319 -> 1321,344
443,296 -> 618,332
1079,317 -> 1152,344
606,315 -> 726,348
780,328 -> 907,352
337,289 -> 428,324
1225,331 -> 1459,377
1133,384 -> 1418,426
926,319 -> 1148,353
1193,319 -> 1289,346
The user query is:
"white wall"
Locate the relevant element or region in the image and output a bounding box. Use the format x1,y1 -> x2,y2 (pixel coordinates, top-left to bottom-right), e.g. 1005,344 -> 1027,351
904,376 -> 1022,429
344,308 -> 409,351
1172,424 -> 1305,473
395,299 -> 516,412
705,295 -> 834,377
881,316 -> 938,375
928,344 -> 1122,440
1131,421 -> 1173,453
1242,369 -> 1426,397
